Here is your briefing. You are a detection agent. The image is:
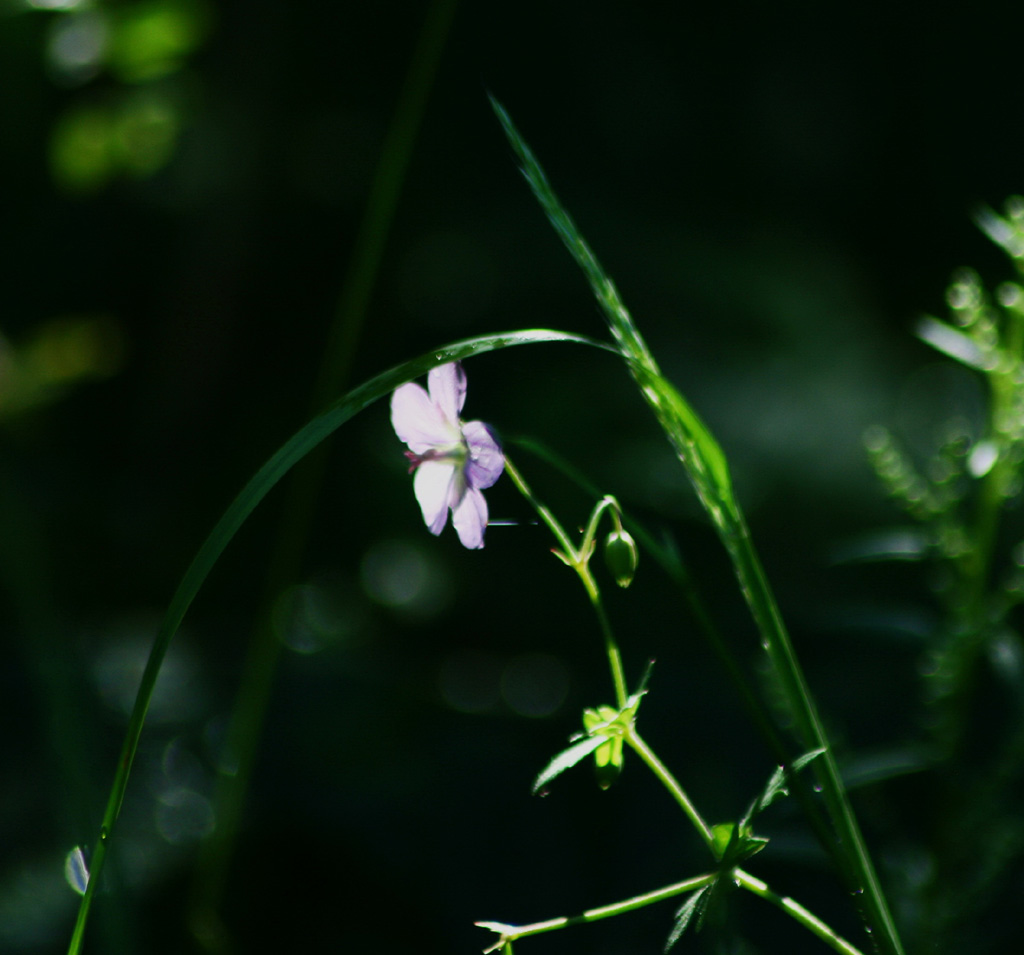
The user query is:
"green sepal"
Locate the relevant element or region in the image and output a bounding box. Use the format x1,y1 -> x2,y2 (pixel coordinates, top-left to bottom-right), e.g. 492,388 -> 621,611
535,691 -> 645,794
590,736 -> 624,789
710,823 -> 735,860
712,821 -> 770,867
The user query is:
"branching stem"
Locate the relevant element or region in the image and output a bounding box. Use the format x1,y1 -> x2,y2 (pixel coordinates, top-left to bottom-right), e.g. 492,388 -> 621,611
503,455 -> 626,706
475,872 -> 717,952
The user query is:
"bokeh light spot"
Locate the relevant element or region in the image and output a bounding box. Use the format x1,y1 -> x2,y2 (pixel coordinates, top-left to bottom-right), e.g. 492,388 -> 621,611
107,0 -> 213,84
360,540 -> 452,617
47,10 -> 109,85
30,0 -> 88,9
155,788 -> 214,845
49,106 -> 115,193
92,625 -> 206,723
500,653 -> 568,718
273,579 -> 366,654
113,92 -> 180,175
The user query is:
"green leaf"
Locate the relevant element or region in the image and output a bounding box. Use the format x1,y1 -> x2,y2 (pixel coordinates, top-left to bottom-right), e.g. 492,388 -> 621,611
712,750 -> 824,869
664,885 -> 711,952
715,822 -> 770,868
740,748 -> 825,830
535,696 -> 633,794
582,704 -> 619,730
532,735 -> 605,794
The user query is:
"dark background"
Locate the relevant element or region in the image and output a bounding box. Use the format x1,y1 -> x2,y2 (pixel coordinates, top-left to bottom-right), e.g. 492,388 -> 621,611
3,1 -> 1024,952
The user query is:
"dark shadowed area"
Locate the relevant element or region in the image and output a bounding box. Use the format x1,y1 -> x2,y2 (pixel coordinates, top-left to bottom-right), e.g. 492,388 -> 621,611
4,1 -> 1024,953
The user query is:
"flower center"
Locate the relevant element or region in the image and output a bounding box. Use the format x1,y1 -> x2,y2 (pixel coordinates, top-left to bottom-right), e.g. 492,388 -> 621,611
404,440 -> 467,474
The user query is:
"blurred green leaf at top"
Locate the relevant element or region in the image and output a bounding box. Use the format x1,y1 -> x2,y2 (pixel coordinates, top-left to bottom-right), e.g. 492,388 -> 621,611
107,0 -> 213,84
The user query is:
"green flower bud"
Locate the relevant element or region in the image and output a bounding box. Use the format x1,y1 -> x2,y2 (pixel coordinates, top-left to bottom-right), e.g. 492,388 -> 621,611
604,527 -> 639,587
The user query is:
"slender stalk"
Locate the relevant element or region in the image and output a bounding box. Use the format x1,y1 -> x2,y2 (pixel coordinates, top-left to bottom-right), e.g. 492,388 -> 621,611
626,728 -> 715,852
501,455 -> 579,563
506,445 -> 872,955
503,454 -> 626,706
475,872 -> 718,952
589,597 -> 627,709
503,452 -> 869,955
509,436 -> 845,869
720,508 -> 902,952
629,727 -> 867,955
492,98 -> 904,955
734,870 -> 866,955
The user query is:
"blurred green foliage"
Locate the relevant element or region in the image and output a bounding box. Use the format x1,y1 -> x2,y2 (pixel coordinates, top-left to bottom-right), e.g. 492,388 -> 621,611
40,0 -> 211,191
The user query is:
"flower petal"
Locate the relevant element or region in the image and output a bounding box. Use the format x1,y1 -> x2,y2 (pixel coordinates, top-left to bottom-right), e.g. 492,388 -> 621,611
427,362 -> 467,423
413,461 -> 456,534
461,420 -> 505,490
452,486 -> 488,549
391,381 -> 459,452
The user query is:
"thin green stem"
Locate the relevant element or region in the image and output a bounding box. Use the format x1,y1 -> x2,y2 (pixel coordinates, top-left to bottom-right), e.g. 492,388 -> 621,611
590,595 -> 627,709
627,711 -> 863,955
734,869 -> 866,955
475,872 -> 717,952
507,445 -> 866,955
509,437 -> 843,865
501,455 -> 579,562
503,453 -> 867,955
502,454 -> 626,706
476,861 -> 864,955
626,728 -> 715,852
720,509 -> 902,952
492,99 -> 904,955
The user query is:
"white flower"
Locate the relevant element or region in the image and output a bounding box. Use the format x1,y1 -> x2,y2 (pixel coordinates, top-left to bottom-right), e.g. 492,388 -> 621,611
390,362 -> 504,549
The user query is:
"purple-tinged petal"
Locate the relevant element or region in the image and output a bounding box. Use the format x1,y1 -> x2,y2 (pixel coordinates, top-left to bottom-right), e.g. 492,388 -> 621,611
391,382 -> 460,452
461,421 -> 505,490
413,461 -> 456,534
427,362 -> 467,423
452,486 -> 488,549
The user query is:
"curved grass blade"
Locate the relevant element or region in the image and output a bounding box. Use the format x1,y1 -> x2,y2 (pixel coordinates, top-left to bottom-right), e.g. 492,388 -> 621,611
489,96 -> 732,517
491,99 -> 906,955
66,328 -> 610,955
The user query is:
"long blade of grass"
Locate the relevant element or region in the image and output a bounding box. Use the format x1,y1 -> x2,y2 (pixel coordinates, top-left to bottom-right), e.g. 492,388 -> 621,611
491,98 -> 905,955
489,97 -> 732,519
66,328 -> 609,955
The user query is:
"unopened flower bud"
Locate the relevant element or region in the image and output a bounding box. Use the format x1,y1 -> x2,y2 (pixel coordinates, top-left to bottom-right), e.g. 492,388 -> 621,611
604,528 -> 639,587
